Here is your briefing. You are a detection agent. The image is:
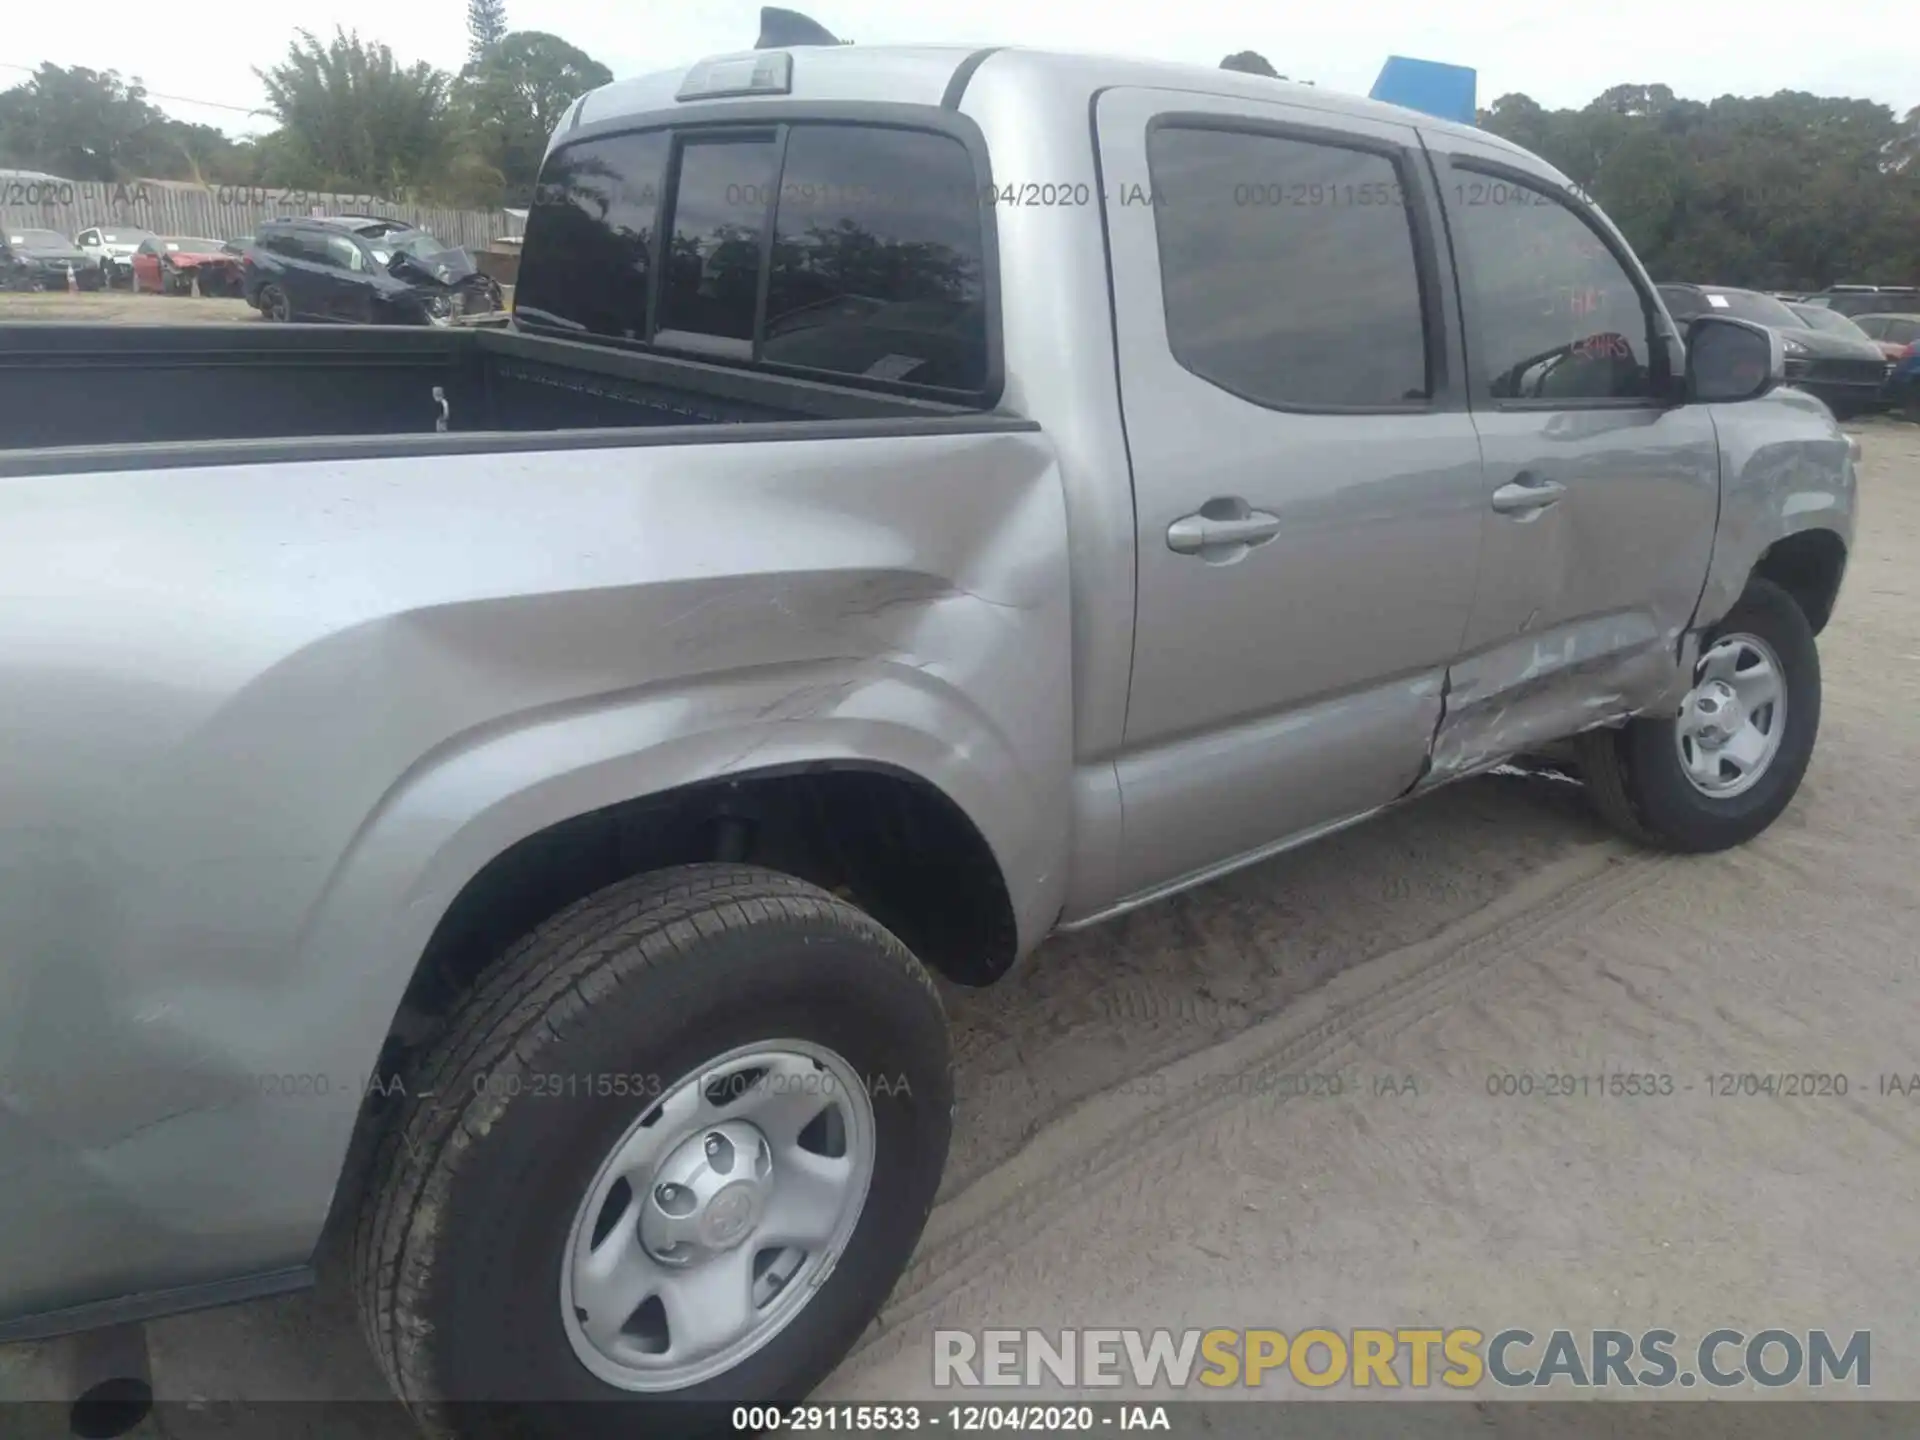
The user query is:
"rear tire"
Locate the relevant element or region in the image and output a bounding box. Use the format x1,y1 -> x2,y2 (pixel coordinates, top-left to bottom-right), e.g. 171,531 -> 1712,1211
353,864 -> 953,1440
1578,578 -> 1820,852
258,284 -> 291,322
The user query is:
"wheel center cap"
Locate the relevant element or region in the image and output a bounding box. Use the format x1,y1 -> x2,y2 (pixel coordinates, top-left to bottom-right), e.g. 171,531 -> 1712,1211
1691,681 -> 1740,741
703,1183 -> 760,1247
641,1120 -> 774,1263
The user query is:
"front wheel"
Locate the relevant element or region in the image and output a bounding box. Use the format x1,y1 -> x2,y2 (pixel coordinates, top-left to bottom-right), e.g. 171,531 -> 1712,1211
353,864 -> 953,1440
1578,577 -> 1820,852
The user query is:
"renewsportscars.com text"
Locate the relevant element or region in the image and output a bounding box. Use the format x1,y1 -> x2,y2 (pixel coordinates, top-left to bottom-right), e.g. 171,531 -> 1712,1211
933,1327 -> 1870,1390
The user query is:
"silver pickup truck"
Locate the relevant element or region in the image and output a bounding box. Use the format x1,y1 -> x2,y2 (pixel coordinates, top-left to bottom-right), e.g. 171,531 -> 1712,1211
0,39 -> 1856,1439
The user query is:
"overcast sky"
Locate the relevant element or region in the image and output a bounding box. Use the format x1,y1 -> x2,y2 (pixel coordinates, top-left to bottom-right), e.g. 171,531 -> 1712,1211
6,0 -> 1918,137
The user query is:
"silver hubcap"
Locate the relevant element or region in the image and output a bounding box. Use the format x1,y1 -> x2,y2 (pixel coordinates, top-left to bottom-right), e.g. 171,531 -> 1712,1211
1675,632 -> 1787,798
560,1042 -> 875,1391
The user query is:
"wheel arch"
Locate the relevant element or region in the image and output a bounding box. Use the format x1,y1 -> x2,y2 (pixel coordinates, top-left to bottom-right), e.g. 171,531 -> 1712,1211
307,687 -> 1053,1248
1748,527 -> 1847,635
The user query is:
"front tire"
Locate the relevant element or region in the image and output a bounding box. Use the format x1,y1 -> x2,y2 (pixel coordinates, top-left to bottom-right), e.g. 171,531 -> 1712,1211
1578,577 -> 1820,852
353,864 -> 952,1440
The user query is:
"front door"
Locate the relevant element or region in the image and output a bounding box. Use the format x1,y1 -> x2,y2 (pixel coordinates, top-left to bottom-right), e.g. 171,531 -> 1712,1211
1097,88 -> 1490,902
1418,132 -> 1720,779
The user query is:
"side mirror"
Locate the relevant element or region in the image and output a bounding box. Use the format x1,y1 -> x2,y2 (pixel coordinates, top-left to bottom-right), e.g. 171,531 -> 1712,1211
1685,315 -> 1785,404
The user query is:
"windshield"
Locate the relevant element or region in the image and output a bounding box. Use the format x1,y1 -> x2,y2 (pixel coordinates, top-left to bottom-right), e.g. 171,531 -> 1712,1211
1789,305 -> 1872,342
370,232 -> 475,280
159,238 -> 223,252
1699,290 -> 1803,328
11,230 -> 69,249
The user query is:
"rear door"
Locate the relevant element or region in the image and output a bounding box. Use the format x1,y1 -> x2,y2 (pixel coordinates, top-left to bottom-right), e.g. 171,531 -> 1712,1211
318,234 -> 377,321
1419,132 -> 1719,776
1098,88 -> 1488,901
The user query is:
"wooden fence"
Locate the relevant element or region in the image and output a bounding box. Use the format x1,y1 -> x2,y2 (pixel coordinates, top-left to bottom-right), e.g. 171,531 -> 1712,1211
0,176 -> 521,253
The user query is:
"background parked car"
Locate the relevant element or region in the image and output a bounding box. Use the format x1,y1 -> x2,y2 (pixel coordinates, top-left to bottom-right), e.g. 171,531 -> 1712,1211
130,236 -> 245,297
1660,281 -> 1893,417
1789,302 -> 1885,349
1799,284 -> 1920,318
1845,311 -> 1920,361
74,225 -> 155,287
1855,313 -> 1920,405
1,228 -> 103,291
243,215 -> 503,325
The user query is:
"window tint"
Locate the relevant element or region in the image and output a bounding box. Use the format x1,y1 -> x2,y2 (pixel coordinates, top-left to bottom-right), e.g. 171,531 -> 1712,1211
1888,319 -> 1920,345
1146,126 -> 1429,409
318,235 -> 364,270
516,130 -> 668,340
1659,287 -> 1704,320
761,126 -> 987,390
657,133 -> 780,349
1448,174 -> 1654,401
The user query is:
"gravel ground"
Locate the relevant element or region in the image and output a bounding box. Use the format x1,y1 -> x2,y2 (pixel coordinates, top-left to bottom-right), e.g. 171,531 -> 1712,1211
0,291 -> 255,324
0,417 -> 1916,1436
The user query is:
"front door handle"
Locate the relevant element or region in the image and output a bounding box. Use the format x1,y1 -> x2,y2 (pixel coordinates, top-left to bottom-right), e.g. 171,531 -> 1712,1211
1167,505 -> 1282,556
1489,477 -> 1567,515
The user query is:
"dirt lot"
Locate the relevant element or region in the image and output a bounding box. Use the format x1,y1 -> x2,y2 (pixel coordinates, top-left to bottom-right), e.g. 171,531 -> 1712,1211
0,290 -> 256,324
1,419 -> 1917,1435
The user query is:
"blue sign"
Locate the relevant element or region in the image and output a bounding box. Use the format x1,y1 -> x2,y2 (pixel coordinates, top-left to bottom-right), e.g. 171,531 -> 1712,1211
1370,56 -> 1478,124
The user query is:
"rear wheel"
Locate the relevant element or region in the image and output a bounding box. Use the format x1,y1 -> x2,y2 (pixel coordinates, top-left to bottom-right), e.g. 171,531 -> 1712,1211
1578,578 -> 1820,852
354,864 -> 952,1440
258,284 -> 292,322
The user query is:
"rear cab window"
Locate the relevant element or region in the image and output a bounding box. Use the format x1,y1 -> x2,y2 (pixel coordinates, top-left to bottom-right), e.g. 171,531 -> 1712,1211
516,117 -> 991,400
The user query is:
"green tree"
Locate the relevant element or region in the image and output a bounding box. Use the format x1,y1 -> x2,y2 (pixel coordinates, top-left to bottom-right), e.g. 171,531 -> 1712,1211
454,31 -> 612,206
254,28 -> 455,197
1482,86 -> 1920,289
468,0 -> 510,66
0,64 -> 251,182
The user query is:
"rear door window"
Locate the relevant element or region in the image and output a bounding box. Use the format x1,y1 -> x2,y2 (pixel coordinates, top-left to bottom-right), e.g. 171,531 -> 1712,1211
1146,125 -> 1431,409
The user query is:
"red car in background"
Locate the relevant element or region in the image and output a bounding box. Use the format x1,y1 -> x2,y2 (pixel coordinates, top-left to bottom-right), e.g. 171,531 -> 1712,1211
130,235 -> 244,297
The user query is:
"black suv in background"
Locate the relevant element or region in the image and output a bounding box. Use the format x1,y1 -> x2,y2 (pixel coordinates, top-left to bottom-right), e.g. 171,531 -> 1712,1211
241,216 -> 502,325
1659,282 -> 1893,417
1799,284 -> 1920,319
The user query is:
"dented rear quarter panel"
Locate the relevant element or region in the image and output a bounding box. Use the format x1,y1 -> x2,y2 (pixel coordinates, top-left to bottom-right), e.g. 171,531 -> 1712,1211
0,427 -> 1071,1323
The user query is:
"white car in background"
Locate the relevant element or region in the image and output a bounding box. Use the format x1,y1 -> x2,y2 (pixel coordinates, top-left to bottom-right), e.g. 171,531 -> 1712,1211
75,225 -> 157,288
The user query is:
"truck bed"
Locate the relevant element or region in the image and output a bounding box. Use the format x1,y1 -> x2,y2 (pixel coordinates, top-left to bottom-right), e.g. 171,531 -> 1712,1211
0,323 -> 993,474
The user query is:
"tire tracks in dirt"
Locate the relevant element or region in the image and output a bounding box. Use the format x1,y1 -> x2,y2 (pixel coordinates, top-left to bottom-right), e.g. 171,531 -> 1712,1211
840,840 -> 1666,1376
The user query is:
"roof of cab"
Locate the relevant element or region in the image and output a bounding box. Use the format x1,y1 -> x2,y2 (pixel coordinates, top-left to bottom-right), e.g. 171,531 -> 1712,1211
567,43 -> 1517,157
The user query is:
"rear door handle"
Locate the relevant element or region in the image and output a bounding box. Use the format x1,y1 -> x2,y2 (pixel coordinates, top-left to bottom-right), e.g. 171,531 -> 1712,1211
1167,507 -> 1282,556
1489,478 -> 1567,515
